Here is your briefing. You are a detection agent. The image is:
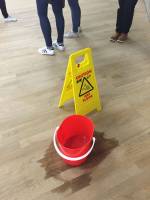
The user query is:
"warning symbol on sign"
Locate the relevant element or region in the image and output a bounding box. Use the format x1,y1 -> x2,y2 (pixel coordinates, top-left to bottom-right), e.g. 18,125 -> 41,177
79,77 -> 94,97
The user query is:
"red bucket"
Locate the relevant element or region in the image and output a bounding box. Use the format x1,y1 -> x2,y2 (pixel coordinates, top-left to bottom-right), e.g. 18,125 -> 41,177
53,115 -> 95,166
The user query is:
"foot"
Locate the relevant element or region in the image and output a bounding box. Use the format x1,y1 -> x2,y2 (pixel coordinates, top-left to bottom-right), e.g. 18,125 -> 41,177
110,32 -> 120,42
64,31 -> 79,39
4,16 -> 17,23
117,33 -> 128,43
53,41 -> 65,51
38,47 -> 55,56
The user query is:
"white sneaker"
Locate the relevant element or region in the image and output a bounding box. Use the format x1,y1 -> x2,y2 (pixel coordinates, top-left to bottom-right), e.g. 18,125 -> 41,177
64,31 -> 79,39
53,41 -> 65,51
38,47 -> 55,56
4,16 -> 17,23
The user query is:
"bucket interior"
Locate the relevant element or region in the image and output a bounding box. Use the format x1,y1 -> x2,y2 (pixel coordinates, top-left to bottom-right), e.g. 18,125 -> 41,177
57,115 -> 94,149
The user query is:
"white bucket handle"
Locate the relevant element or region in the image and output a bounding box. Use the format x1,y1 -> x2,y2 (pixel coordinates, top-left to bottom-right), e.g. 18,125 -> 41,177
53,127 -> 96,161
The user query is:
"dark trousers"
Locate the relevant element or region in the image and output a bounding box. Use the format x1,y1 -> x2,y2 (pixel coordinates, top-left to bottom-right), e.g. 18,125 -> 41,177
36,0 -> 64,47
68,0 -> 81,33
0,0 -> 8,18
116,0 -> 138,33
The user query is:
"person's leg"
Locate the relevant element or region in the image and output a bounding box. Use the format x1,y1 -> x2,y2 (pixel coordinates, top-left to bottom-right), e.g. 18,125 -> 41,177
0,0 -> 8,18
116,0 -> 138,42
121,0 -> 138,33
110,0 -> 124,42
68,0 -> 81,33
51,0 -> 64,45
36,0 -> 52,48
0,0 -> 17,22
64,0 -> 81,38
116,0 -> 124,33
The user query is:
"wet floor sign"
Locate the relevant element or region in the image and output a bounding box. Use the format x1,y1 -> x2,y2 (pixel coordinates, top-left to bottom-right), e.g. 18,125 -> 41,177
58,48 -> 102,115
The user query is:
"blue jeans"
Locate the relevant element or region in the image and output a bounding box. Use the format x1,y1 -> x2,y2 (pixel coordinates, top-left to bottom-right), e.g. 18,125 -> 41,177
36,0 -> 64,47
67,0 -> 81,33
0,0 -> 8,18
116,0 -> 138,33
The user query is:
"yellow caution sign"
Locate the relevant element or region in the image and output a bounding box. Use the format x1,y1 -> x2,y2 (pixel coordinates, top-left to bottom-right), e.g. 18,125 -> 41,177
59,48 -> 102,115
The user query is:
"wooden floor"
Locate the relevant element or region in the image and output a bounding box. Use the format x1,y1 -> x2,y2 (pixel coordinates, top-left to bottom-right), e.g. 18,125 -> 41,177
0,0 -> 150,199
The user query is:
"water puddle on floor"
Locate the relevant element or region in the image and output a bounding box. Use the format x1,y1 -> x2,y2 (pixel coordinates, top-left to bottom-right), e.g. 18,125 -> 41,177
38,131 -> 119,194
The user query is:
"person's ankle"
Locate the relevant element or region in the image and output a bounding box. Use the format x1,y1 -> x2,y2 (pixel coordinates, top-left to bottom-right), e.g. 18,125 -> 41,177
4,15 -> 9,19
73,30 -> 78,33
47,46 -> 54,50
57,41 -> 64,45
121,33 -> 128,36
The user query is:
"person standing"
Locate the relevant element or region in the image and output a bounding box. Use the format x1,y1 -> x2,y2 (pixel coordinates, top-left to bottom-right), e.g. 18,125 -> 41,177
0,0 -> 17,22
110,0 -> 138,43
64,0 -> 81,38
36,0 -> 65,56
